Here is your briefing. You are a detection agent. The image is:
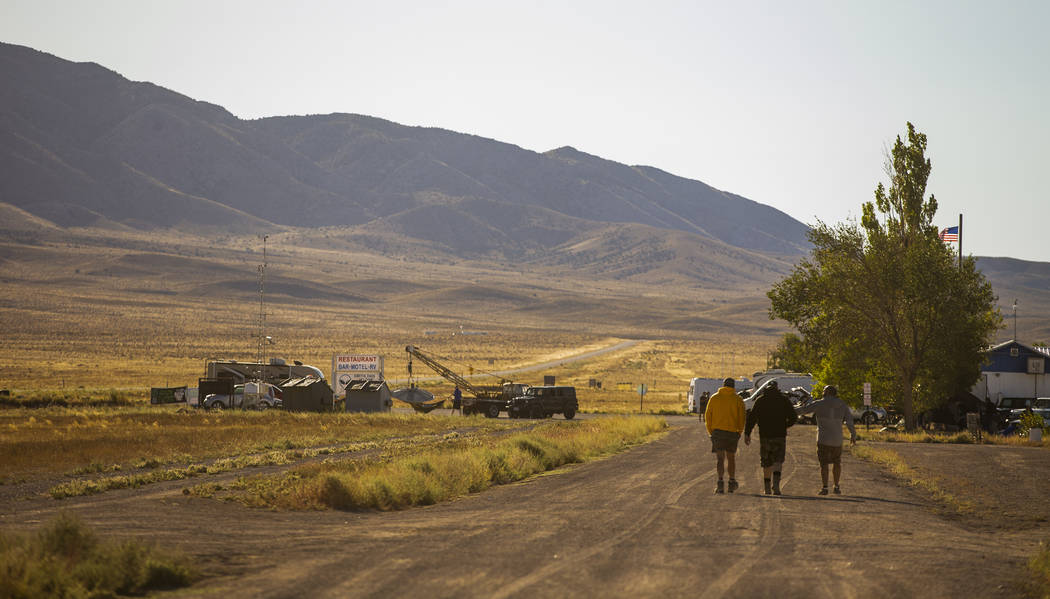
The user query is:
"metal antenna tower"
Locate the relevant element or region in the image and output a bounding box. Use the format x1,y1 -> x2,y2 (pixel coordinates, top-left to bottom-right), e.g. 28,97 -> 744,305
256,235 -> 269,379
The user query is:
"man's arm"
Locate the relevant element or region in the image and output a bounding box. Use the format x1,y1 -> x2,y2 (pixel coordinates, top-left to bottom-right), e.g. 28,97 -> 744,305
745,400 -> 757,437
843,403 -> 857,443
784,395 -> 798,427
795,398 -> 821,415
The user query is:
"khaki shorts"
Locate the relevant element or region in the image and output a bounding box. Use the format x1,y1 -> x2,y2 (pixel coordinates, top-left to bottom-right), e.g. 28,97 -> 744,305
817,443 -> 843,465
710,429 -> 740,453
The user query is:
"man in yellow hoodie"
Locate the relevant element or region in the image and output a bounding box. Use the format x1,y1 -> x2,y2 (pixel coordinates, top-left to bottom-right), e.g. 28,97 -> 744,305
704,377 -> 746,494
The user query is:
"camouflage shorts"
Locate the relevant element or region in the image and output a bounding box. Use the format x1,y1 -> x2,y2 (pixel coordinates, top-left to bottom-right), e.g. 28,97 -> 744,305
759,437 -> 786,468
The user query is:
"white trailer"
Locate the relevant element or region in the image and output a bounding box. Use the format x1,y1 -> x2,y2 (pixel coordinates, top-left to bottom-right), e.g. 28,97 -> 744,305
205,358 -> 325,386
687,377 -> 752,412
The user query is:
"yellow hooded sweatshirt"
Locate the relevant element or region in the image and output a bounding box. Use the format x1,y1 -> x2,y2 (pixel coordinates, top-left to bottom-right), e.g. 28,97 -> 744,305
704,386 -> 746,435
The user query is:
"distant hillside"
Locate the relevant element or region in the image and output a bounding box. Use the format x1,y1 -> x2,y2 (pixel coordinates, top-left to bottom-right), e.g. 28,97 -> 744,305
0,42 -> 810,266
975,257 -> 1050,343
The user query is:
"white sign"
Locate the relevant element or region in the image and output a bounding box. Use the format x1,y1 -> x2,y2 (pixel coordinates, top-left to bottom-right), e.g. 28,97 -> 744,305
1029,357 -> 1046,375
332,354 -> 384,396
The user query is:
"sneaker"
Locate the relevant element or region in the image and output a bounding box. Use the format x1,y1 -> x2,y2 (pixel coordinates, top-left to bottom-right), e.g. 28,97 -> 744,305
772,486 -> 782,496
818,487 -> 829,496
833,485 -> 841,495
716,480 -> 725,494
728,479 -> 739,493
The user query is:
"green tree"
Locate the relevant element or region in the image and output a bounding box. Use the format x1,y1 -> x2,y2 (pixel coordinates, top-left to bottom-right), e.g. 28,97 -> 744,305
768,123 -> 1001,429
768,332 -> 815,373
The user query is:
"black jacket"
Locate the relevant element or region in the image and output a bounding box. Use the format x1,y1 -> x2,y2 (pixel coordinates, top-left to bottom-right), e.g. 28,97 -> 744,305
745,386 -> 798,438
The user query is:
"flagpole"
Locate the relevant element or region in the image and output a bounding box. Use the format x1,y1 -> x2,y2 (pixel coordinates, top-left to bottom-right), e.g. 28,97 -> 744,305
958,213 -> 962,269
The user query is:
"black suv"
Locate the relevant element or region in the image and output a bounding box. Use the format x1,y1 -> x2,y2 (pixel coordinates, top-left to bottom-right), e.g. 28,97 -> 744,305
508,386 -> 578,420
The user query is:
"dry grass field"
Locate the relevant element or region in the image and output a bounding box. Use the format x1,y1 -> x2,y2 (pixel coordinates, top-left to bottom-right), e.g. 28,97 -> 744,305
0,227 -> 777,413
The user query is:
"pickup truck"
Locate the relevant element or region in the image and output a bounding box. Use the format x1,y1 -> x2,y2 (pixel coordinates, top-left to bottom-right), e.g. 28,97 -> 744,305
202,382 -> 283,410
462,383 -> 530,418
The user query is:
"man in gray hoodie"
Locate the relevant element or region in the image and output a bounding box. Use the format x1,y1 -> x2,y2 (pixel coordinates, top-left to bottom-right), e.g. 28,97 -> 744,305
795,384 -> 857,495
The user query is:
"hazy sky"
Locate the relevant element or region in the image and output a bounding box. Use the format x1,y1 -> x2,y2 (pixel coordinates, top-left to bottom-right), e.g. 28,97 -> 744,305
3,0 -> 1047,262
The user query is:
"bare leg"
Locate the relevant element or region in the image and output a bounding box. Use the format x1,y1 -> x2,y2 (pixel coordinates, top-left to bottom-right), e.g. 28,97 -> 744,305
770,462 -> 783,494
716,450 -> 725,479
820,463 -> 829,488
832,462 -> 842,486
726,451 -> 736,480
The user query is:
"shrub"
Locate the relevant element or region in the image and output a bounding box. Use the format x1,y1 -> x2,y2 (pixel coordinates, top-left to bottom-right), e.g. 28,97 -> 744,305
0,512 -> 194,597
1019,411 -> 1046,438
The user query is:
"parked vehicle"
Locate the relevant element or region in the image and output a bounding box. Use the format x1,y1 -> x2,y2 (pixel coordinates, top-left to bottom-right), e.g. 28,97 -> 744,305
749,370 -> 814,394
742,378 -> 800,411
788,387 -> 816,423
203,382 -> 283,410
1006,397 -> 1050,428
402,345 -> 524,418
508,386 -> 578,419
687,377 -> 749,413
205,358 -> 324,386
850,405 -> 888,425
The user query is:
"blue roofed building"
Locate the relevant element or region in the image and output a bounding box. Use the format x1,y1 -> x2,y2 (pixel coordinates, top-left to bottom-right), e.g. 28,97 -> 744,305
972,340 -> 1050,406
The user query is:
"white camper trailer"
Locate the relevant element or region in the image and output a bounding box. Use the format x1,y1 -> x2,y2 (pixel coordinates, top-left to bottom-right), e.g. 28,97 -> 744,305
687,377 -> 752,413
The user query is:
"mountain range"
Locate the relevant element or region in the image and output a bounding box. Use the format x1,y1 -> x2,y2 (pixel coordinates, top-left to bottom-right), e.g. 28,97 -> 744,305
0,42 -> 807,271
1,41 -> 1046,340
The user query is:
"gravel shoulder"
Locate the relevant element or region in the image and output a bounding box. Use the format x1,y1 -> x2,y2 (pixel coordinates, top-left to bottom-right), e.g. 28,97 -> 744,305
1,416 -> 1047,598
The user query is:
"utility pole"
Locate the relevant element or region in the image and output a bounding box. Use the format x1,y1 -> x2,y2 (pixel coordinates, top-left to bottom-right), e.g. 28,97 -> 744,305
1013,299 -> 1018,341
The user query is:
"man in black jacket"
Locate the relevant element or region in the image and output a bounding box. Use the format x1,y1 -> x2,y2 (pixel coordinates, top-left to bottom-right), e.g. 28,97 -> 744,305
744,380 -> 798,495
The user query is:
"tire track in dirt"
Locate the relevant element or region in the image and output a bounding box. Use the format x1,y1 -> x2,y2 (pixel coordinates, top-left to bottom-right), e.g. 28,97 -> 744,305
696,438 -> 799,599
488,464 -> 716,599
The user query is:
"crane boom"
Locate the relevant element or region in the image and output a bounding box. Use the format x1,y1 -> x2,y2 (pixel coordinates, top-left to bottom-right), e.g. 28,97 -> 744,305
405,345 -> 502,399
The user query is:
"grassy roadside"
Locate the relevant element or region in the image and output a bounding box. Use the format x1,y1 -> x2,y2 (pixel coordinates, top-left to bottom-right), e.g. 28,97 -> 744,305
855,427 -> 1048,448
850,445 -> 974,515
0,512 -> 194,598
0,408 -> 525,483
48,431 -> 479,499
195,415 -> 667,511
1027,541 -> 1050,599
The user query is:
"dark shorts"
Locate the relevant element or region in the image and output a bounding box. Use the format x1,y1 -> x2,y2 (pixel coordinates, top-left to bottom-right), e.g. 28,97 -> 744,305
817,443 -> 843,465
710,429 -> 740,453
759,437 -> 786,467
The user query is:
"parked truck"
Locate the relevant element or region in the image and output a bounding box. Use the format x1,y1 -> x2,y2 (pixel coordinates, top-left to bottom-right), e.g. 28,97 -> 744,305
404,345 -> 519,418
507,385 -> 578,419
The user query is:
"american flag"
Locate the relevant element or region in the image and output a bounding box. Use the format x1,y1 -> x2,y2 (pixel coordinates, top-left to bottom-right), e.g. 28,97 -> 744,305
939,226 -> 959,242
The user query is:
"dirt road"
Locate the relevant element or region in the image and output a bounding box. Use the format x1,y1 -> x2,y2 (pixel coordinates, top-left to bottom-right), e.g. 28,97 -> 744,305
387,339 -> 640,385
3,416 -> 1044,598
